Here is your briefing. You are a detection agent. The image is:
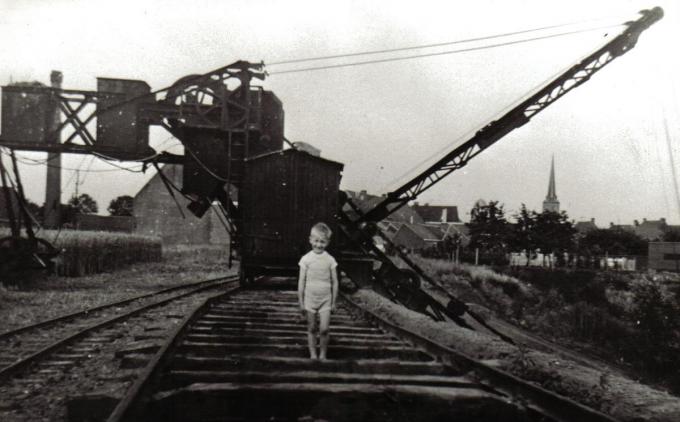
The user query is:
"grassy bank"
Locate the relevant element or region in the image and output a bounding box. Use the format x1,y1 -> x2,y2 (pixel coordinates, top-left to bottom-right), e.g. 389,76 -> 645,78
412,256 -> 680,393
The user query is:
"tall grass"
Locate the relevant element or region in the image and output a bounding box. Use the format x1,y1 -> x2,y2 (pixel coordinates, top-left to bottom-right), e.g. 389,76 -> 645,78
1,228 -> 162,277
413,256 -> 532,296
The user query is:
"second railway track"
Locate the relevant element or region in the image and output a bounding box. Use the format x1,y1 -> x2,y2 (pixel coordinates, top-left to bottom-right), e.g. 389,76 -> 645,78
0,275 -> 238,421
0,275 -> 237,380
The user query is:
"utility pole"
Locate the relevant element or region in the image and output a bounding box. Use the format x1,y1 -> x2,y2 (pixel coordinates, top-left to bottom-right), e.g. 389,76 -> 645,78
74,169 -> 80,199
44,70 -> 62,228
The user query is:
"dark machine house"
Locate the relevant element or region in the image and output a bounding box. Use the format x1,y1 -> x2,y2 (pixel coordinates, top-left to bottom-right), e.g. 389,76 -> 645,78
0,9 -> 664,323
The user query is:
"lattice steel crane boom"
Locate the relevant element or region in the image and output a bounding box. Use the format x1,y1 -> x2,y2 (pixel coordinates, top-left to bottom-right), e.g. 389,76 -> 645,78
354,6 -> 663,225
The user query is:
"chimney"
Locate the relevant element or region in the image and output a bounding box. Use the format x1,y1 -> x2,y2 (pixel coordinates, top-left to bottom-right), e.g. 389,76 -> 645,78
634,219 -> 640,227
590,218 -> 595,223
359,190 -> 367,200
44,70 -> 63,229
414,201 -> 419,207
441,208 -> 447,222
610,222 -> 614,228
661,217 -> 667,224
643,218 -> 647,223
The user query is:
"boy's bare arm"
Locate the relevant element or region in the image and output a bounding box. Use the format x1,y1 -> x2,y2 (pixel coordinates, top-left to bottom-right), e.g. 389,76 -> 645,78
331,267 -> 339,310
297,266 -> 307,311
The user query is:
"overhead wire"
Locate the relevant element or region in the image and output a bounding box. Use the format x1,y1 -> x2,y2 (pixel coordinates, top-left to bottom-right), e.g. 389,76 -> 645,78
268,24 -> 622,75
378,23 -> 620,194
7,151 -> 144,173
62,155 -> 89,191
53,16 -> 628,122
78,155 -> 97,186
267,18 -> 618,66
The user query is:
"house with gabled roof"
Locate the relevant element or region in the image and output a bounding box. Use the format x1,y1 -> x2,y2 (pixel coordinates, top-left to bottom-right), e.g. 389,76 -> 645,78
390,223 -> 444,251
344,190 -> 424,224
632,218 -> 667,241
412,202 -> 460,224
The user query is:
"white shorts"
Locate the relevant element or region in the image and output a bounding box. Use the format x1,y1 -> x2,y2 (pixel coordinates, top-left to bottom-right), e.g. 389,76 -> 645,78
304,282 -> 332,314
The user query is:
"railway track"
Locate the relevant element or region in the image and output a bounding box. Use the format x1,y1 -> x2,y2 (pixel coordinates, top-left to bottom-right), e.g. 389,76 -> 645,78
0,275 -> 238,384
107,278 -> 618,422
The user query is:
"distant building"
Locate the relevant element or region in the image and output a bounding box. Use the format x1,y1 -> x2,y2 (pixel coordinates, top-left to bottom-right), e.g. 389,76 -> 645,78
574,218 -> 598,235
412,203 -> 460,223
388,223 -> 444,251
649,242 -> 680,271
345,190 -> 424,224
133,165 -> 230,247
542,156 -> 560,213
345,190 -> 465,251
633,218 -> 667,241
609,222 -> 636,233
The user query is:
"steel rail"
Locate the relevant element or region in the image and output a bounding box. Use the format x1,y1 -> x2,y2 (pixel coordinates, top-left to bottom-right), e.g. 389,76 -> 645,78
0,275 -> 236,341
0,276 -> 239,383
341,293 -> 620,422
106,286 -> 241,422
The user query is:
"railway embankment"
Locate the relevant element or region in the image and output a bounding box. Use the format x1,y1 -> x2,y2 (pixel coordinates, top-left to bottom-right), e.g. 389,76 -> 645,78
346,262 -> 680,422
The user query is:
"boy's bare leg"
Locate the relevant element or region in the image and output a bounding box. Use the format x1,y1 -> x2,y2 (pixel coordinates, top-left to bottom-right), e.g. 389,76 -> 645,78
318,311 -> 331,360
306,312 -> 318,359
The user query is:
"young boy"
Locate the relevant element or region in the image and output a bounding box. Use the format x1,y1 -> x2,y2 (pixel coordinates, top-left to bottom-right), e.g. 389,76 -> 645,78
298,222 -> 339,360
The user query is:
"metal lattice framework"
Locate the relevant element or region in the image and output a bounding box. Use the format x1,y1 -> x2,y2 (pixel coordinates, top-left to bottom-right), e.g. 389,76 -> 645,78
356,7 -> 663,224
0,61 -> 267,162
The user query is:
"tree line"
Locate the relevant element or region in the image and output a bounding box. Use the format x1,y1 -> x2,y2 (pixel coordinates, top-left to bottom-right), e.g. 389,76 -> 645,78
21,194 -> 134,225
422,200 -> 677,266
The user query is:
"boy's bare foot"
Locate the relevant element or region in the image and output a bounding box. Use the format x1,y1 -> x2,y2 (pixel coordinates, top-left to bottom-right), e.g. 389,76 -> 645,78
319,355 -> 327,361
310,353 -> 318,359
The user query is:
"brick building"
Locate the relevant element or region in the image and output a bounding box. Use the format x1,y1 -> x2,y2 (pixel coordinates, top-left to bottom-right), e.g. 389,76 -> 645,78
133,165 -> 230,247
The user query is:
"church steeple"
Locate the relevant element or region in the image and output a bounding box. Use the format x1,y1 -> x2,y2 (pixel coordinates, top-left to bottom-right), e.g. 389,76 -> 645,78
543,155 -> 560,213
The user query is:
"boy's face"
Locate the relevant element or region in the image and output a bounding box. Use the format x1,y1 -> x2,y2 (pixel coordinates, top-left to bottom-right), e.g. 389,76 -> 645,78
309,230 -> 330,254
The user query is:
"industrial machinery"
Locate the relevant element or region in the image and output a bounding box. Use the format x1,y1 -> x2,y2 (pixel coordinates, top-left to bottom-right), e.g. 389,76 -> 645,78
0,8 -> 663,322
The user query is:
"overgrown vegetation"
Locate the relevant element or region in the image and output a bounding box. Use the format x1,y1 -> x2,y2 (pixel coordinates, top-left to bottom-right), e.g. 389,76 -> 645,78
53,230 -> 162,276
1,229 -> 162,277
0,248 -> 233,332
414,256 -> 680,393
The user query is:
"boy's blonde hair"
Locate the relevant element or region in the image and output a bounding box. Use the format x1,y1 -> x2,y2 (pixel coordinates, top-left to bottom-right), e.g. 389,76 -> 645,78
311,222 -> 332,239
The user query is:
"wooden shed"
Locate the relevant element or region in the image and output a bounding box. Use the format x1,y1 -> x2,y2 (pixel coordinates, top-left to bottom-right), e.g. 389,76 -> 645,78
239,149 -> 344,280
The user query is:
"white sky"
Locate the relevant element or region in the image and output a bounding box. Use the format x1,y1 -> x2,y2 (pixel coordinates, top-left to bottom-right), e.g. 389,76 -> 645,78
1,0 -> 678,225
